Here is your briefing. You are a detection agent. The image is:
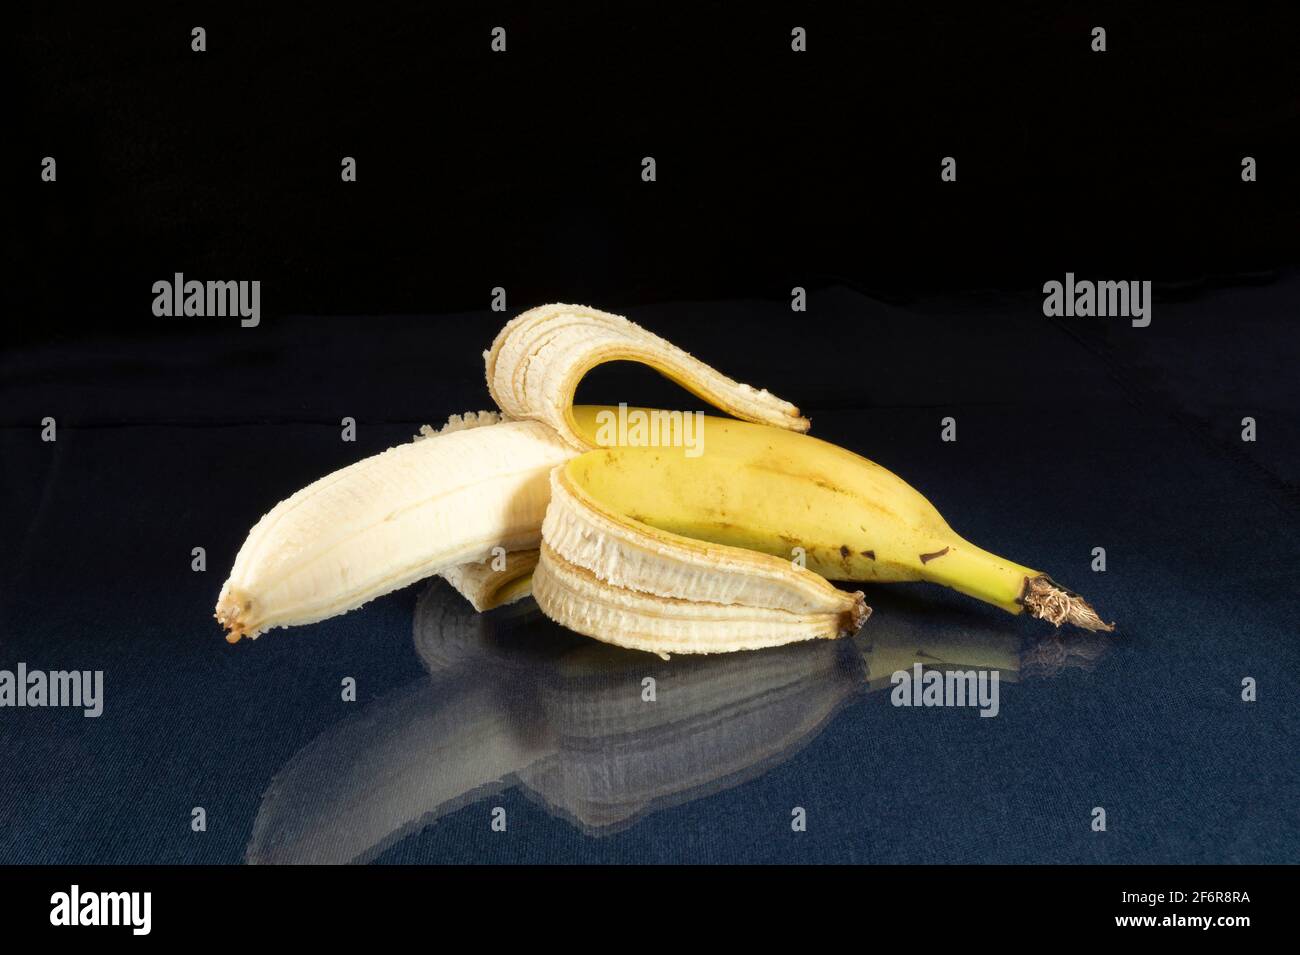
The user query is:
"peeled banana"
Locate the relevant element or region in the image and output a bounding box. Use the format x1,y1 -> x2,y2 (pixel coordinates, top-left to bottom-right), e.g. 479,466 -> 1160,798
215,412 -> 573,642
217,303 -> 1112,652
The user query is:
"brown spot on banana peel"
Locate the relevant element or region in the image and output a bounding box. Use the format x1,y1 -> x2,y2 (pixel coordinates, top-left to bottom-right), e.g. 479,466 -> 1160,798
919,546 -> 950,564
860,550 -> 875,560
839,545 -> 851,558
1019,574 -> 1115,632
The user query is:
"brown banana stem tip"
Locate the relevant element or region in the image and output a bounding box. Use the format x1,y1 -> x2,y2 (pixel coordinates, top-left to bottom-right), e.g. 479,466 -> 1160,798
1021,575 -> 1115,632
841,591 -> 872,636
215,590 -> 248,644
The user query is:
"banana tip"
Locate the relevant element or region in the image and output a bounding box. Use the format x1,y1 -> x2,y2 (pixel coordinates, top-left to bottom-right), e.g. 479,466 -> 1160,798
843,591 -> 872,636
215,586 -> 253,644
1022,576 -> 1115,633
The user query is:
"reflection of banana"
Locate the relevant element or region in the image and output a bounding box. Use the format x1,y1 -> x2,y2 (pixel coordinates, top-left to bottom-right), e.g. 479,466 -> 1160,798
856,589 -> 1113,691
410,574 -> 578,675
246,580 -> 857,861
518,636 -> 858,834
1018,629 -> 1114,679
862,623 -> 1022,692
246,581 -> 1112,861
246,583 -> 559,865
245,678 -> 548,865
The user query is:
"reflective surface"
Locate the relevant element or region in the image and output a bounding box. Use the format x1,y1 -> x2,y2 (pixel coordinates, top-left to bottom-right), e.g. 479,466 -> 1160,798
4,293 -> 1298,864
247,580 -> 1114,864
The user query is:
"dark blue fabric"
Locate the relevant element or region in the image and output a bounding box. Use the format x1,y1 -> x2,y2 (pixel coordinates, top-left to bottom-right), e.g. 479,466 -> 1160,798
2,288 -> 1297,863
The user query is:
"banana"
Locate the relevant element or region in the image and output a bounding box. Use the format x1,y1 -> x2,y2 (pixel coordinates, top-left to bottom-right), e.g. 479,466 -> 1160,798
218,302 -> 1111,650
215,413 -> 573,642
217,305 -> 811,643
542,407 -> 1112,640
485,303 -> 809,449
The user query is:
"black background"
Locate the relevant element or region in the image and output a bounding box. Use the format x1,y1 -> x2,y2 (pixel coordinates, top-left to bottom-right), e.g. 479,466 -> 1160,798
12,2 -> 1300,339
0,865 -> 1281,939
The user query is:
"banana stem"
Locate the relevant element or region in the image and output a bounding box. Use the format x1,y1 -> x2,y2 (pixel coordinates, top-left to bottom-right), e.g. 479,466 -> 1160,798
919,539 -> 1113,632
1020,575 -> 1115,632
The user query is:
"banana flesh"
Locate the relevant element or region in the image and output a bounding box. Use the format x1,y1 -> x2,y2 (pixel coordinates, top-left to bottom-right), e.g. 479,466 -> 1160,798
216,414 -> 573,642
441,550 -> 540,612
